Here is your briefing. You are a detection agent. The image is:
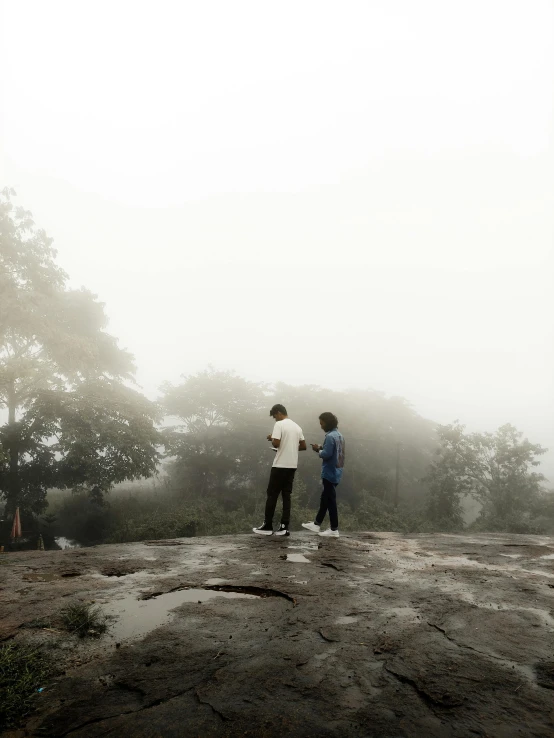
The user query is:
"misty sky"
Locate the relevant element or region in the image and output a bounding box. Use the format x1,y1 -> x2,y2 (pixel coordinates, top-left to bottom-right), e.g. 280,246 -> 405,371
2,1 -> 553,477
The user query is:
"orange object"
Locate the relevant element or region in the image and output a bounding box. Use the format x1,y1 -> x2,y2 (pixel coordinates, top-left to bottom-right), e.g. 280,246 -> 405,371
10,507 -> 22,539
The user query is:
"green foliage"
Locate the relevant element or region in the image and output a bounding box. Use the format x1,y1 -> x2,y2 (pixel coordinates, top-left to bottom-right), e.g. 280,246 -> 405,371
0,190 -> 161,515
161,368 -> 269,500
47,481 -> 433,545
470,487 -> 554,535
425,423 -> 470,529
103,500 -> 197,542
0,642 -> 52,729
470,424 -> 546,523
427,421 -> 547,531
60,602 -> 108,638
353,494 -> 429,533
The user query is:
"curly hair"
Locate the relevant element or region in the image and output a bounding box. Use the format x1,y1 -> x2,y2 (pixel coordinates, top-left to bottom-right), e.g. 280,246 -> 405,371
319,412 -> 338,431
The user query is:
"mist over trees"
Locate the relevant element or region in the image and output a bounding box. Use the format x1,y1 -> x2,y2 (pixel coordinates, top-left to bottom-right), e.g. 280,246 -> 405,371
0,189 -> 160,523
160,367 -> 437,509
1,192 -> 552,546
426,422 -> 548,532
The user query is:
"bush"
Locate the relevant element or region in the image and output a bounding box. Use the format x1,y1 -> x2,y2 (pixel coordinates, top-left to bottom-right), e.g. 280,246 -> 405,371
46,485 -> 455,544
346,493 -> 432,533
471,512 -> 551,535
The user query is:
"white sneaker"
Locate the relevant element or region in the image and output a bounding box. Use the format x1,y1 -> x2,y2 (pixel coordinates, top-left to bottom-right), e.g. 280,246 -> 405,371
301,522 -> 320,533
252,524 -> 273,536
318,529 -> 339,538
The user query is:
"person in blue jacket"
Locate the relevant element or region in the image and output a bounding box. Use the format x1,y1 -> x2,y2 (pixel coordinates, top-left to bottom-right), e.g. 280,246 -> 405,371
302,412 -> 345,538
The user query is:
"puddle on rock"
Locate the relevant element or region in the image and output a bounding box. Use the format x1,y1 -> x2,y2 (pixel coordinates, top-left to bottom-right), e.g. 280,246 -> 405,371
335,615 -> 358,625
104,588 -> 259,641
540,554 -> 554,561
204,578 -> 227,585
286,554 -> 311,563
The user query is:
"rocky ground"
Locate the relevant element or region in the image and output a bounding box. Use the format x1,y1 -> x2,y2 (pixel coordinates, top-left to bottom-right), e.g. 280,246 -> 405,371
1,531 -> 554,738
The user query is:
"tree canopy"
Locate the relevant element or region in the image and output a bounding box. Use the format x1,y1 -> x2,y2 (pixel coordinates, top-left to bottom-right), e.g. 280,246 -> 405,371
426,421 -> 547,531
161,368 -> 269,502
160,368 -> 438,513
0,189 -> 161,515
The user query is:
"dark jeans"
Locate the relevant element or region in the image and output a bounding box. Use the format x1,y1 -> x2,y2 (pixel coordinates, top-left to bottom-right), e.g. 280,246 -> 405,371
315,478 -> 339,530
264,467 -> 296,527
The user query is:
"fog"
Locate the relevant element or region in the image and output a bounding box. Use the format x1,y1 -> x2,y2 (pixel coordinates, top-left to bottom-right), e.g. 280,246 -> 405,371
2,0 -> 553,476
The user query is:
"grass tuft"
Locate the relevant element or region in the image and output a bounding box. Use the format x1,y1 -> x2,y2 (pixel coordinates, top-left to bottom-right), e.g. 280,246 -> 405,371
60,602 -> 109,638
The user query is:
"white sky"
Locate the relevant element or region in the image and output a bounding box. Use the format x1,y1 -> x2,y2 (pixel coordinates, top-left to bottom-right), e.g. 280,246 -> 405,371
1,0 -> 553,477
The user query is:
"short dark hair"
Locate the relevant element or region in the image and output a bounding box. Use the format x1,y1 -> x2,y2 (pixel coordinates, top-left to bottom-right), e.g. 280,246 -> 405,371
270,404 -> 287,417
319,412 -> 338,431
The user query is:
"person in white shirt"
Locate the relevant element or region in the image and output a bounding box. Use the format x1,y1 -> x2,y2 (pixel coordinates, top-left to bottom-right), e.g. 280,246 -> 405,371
253,404 -> 306,536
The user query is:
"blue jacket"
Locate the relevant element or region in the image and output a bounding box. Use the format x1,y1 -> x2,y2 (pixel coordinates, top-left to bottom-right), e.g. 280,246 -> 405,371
319,429 -> 345,484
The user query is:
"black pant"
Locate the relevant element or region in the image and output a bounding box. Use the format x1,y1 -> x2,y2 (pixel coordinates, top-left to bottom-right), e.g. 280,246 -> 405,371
315,478 -> 339,530
264,467 -> 296,527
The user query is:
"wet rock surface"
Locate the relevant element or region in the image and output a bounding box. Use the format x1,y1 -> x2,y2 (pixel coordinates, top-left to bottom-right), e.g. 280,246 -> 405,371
1,531 -> 554,737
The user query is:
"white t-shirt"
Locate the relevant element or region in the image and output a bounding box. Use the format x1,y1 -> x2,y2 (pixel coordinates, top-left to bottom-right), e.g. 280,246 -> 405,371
271,418 -> 305,469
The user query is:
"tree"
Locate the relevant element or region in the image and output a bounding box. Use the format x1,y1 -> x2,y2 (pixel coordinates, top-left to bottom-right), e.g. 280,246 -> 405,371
468,423 -> 546,524
425,422 -> 471,529
161,370 -> 439,518
426,421 -> 547,530
161,368 -> 269,501
0,189 -> 161,515
267,382 -> 437,509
